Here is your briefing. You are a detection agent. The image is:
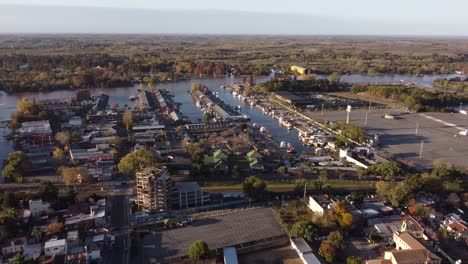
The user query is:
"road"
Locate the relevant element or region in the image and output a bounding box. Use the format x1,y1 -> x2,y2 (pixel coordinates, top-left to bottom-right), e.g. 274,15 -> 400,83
108,193 -> 131,264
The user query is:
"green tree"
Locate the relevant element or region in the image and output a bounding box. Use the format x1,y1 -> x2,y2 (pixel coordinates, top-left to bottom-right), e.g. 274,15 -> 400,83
232,165 -> 241,180
347,256 -> 363,264
2,151 -> 28,183
328,72 -> 340,83
188,240 -> 210,262
277,166 -> 288,175
328,231 -> 346,249
368,161 -> 403,181
6,208 -> 17,222
117,149 -> 158,178
31,226 -> 42,243
39,181 -> 58,202
243,176 -> 267,200
122,110 -> 133,131
318,241 -> 336,263
2,192 -> 17,209
290,221 -> 318,242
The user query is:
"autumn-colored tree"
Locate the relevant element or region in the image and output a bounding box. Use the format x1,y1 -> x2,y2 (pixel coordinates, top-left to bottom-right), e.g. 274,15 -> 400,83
52,147 -> 66,165
46,222 -> 64,236
60,166 -> 93,186
328,231 -> 346,249
55,131 -> 71,145
122,111 -> 133,131
318,241 -> 336,263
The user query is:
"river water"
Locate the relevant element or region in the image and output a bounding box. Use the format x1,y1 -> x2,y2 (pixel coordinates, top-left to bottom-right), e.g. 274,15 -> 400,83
0,73 -> 463,172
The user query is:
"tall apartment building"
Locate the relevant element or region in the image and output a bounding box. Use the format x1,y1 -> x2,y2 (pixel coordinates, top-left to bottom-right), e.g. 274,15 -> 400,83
136,167 -> 175,212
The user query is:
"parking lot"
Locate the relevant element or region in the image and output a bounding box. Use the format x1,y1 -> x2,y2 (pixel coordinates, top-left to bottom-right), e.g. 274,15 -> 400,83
139,207 -> 288,262
307,109 -> 468,169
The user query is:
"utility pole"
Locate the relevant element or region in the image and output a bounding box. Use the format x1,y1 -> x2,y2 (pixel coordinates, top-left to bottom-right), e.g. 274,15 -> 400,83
303,183 -> 307,200
460,102 -> 463,111
369,100 -> 372,112
364,111 -> 369,128
419,141 -> 424,159
321,103 -> 324,116
415,123 -> 419,136
346,105 -> 352,125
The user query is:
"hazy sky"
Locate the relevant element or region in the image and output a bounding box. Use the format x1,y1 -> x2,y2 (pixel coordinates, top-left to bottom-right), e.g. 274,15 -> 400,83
1,0 -> 467,35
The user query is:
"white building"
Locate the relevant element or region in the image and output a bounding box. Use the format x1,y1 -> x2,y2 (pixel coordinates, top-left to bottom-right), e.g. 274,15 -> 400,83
1,237 -> 26,256
29,199 -> 50,217
307,195 -> 334,215
290,238 -> 321,264
44,239 -> 67,256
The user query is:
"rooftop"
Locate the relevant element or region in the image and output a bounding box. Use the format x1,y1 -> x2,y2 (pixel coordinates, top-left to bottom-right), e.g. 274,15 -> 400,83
45,238 -> 66,248
175,182 -> 201,193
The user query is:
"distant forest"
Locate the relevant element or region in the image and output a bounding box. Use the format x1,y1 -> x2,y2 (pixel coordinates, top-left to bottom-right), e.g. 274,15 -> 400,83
0,35 -> 467,93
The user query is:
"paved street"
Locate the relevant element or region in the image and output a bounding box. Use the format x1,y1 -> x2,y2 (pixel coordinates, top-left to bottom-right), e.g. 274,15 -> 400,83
109,194 -> 131,264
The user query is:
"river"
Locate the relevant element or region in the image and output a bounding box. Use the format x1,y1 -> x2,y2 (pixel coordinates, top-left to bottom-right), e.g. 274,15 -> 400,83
0,73 -> 464,172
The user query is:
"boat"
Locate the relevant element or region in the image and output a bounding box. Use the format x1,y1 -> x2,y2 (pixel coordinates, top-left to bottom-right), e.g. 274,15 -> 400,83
195,100 -> 202,108
286,143 -> 296,153
129,95 -> 137,101
232,91 -> 238,96
280,141 -> 286,148
249,100 -> 256,107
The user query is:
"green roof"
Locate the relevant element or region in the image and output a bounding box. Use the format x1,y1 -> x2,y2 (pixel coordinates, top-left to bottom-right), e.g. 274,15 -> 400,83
246,150 -> 262,160
213,149 -> 228,160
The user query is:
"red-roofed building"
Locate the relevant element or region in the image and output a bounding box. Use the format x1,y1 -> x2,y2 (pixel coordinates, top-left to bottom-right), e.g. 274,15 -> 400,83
447,221 -> 468,241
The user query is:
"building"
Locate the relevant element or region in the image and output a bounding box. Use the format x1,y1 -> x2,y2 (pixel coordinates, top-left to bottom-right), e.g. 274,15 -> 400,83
1,237 -> 26,257
291,65 -> 311,75
21,120 -> 52,135
290,238 -> 321,264
175,182 -> 210,209
223,247 -> 239,264
44,238 -> 67,256
136,167 -> 176,212
69,147 -> 114,164
246,150 -> 264,172
447,221 -> 468,240
274,91 -> 315,108
23,243 -> 41,260
366,232 -> 441,264
307,195 -> 334,215
203,149 -> 229,174
29,199 -> 50,217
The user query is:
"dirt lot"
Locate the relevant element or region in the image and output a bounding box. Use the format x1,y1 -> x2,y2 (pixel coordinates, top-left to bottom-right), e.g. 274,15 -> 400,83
238,245 -> 303,264
307,108 -> 468,169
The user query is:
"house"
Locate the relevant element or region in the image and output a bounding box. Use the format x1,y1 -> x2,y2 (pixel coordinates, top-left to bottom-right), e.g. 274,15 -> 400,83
290,65 -> 311,75
1,237 -> 26,257
44,238 -> 67,256
23,243 -> 41,260
66,246 -> 87,263
203,149 -> 229,173
447,221 -> 468,240
66,230 -> 80,249
223,247 -> 238,264
88,243 -> 101,260
307,195 -> 334,215
246,150 -> 264,171
29,199 -> 51,217
366,232 -> 441,264
290,238 -> 321,264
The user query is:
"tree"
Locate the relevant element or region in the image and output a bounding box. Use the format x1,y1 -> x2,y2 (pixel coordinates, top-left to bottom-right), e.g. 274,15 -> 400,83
39,181 -> 58,202
329,72 -> 340,83
290,221 -> 318,242
60,166 -> 92,186
431,159 -> 452,180
328,231 -> 346,249
188,240 -> 210,262
277,166 -> 288,175
17,98 -> 40,115
2,151 -> 28,183
232,165 -> 241,180
117,149 -> 158,178
52,147 -> 66,165
122,110 -> 133,131
46,222 -> 64,236
347,256 -> 363,264
368,161 -> 403,181
447,193 -> 461,207
2,192 -> 17,209
243,176 -> 267,200
413,205 -> 428,219
318,241 -> 336,263
31,226 -> 42,242
5,208 -> 17,222
55,131 -> 71,145
349,192 -> 364,204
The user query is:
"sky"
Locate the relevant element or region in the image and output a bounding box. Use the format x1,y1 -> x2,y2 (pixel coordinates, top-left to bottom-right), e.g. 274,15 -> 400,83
0,0 -> 467,35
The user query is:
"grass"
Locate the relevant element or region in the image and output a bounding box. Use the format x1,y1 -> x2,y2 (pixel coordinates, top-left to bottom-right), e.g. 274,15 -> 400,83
445,182 -> 462,192
202,180 -> 376,192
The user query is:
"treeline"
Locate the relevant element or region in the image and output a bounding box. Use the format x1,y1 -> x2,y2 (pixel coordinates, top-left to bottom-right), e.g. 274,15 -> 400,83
433,77 -> 468,93
251,79 -> 340,94
350,84 -> 468,112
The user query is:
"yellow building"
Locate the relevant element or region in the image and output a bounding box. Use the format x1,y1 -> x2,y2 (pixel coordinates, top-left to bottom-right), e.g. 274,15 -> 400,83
290,65 -> 310,75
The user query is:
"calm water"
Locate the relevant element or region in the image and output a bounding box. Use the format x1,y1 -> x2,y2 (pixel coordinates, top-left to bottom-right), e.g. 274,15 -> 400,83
0,73 -> 461,169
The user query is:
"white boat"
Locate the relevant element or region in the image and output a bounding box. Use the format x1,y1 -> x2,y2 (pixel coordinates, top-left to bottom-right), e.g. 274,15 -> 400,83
249,100 -> 255,106
280,141 -> 286,148
196,100 -> 202,108
232,91 -> 238,96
